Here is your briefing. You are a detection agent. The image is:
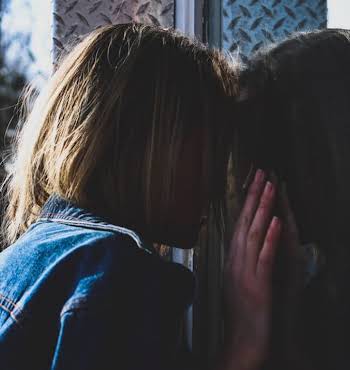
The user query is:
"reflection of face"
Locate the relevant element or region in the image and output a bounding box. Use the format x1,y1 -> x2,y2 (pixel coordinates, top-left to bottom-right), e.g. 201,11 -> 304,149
152,126 -> 209,249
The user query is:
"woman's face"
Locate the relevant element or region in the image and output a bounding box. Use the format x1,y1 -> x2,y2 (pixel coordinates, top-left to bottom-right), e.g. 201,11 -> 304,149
151,126 -> 209,249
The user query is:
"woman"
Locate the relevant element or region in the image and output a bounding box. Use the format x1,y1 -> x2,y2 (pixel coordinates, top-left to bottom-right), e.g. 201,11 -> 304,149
0,23 -> 281,370
237,29 -> 350,370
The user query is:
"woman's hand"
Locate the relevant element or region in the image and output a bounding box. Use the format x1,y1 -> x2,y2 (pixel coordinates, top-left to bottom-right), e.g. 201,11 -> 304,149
221,169 -> 281,370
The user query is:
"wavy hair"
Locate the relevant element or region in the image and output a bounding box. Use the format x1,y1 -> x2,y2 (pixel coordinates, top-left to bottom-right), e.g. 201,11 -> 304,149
1,23 -> 238,247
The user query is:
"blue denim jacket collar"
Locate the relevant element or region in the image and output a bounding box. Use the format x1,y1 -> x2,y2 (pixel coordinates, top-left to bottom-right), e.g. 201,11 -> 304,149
37,194 -> 156,255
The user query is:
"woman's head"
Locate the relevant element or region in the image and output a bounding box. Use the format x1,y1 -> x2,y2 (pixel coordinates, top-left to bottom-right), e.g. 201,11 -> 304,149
237,29 -> 350,369
237,29 -> 350,246
2,23 -> 238,248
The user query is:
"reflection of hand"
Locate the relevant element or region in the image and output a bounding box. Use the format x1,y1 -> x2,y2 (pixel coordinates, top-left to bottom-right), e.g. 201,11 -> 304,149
220,169 -> 281,370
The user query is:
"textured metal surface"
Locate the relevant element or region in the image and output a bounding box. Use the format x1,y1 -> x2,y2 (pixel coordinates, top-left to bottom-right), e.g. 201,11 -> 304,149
53,0 -> 174,60
222,0 -> 327,60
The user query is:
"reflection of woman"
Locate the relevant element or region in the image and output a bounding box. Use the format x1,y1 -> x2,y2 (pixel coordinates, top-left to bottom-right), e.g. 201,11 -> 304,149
0,24 -> 282,370
237,29 -> 350,370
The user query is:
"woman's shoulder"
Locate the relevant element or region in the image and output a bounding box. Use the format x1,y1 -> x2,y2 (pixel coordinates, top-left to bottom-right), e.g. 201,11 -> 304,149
0,221 -> 194,370
0,218 -> 155,293
0,219 -> 194,324
0,218 -> 145,285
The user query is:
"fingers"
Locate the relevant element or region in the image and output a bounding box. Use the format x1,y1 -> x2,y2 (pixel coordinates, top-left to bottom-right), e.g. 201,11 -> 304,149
231,169 -> 266,262
246,181 -> 276,272
237,169 -> 266,234
257,216 -> 282,279
229,169 -> 282,284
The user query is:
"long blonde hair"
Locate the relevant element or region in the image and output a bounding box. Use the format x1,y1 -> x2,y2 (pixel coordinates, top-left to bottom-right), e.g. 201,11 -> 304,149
1,23 -> 238,247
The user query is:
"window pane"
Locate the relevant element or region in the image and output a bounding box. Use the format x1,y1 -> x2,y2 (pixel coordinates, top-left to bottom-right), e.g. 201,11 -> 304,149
222,0 -> 327,59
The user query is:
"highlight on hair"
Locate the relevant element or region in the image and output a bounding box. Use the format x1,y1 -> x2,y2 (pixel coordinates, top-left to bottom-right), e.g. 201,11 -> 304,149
1,23 -> 239,247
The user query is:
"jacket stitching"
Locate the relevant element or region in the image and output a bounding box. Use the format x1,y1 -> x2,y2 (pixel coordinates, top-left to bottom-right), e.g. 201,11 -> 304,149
37,217 -> 152,254
0,293 -> 19,310
38,214 -> 139,240
0,302 -> 19,324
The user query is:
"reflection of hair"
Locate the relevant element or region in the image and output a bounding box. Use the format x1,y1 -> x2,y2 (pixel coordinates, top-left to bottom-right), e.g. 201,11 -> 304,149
2,23 -> 238,247
237,29 -> 350,370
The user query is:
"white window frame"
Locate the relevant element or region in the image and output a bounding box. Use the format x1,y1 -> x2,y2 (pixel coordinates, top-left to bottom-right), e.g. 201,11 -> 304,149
328,0 -> 350,28
175,0 -> 196,36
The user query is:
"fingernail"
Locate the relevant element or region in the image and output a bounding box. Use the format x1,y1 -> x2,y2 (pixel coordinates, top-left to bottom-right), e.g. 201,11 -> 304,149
254,169 -> 265,183
272,216 -> 280,228
265,181 -> 273,194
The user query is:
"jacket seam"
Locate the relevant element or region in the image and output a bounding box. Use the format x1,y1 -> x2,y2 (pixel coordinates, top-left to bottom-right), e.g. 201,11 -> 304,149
36,217 -> 152,255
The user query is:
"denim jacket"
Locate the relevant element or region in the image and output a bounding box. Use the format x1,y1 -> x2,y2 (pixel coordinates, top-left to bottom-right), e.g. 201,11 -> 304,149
0,195 -> 195,370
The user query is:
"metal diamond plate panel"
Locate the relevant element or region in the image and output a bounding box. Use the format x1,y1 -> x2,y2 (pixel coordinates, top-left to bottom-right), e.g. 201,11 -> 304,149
53,0 -> 174,61
222,0 -> 327,61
